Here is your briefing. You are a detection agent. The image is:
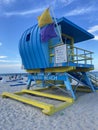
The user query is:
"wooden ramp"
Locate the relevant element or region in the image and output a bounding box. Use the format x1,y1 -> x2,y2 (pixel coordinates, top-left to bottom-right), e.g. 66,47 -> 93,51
2,89 -> 74,115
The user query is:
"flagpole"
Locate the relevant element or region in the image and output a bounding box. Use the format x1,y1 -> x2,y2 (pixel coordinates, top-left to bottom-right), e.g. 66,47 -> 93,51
49,6 -> 63,43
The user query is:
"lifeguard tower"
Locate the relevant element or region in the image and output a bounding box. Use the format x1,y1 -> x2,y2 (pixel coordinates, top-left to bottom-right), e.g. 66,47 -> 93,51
2,13 -> 98,115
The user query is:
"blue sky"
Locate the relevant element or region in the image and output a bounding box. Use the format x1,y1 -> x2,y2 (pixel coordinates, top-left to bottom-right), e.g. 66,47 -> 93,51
0,0 -> 98,73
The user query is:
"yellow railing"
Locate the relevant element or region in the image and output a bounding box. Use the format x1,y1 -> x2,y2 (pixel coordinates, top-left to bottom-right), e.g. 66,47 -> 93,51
48,41 -> 93,65
67,45 -> 93,65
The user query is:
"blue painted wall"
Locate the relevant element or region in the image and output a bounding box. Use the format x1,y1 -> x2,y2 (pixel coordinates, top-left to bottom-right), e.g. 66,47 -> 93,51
19,25 -> 50,69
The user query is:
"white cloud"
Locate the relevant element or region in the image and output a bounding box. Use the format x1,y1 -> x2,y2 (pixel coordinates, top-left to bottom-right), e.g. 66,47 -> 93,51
0,56 -> 7,59
56,0 -> 74,6
61,0 -> 74,5
0,0 -> 15,4
0,42 -> 2,46
88,25 -> 98,41
2,0 -> 74,17
4,7 -> 46,16
65,6 -> 94,16
0,63 -> 21,68
51,0 -> 74,8
0,59 -> 20,63
88,25 -> 98,33
94,35 -> 98,40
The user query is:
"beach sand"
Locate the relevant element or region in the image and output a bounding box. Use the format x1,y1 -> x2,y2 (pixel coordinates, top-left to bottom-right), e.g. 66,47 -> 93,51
0,76 -> 98,130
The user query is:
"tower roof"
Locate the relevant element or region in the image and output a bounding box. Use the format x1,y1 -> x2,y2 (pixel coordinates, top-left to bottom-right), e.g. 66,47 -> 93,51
57,17 -> 94,43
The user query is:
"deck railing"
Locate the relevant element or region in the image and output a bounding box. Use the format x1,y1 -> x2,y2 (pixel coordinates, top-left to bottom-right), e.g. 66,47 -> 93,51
67,45 -> 93,65
49,42 -> 93,65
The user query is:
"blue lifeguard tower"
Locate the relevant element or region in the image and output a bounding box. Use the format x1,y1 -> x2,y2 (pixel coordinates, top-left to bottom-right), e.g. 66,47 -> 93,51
2,17 -> 98,115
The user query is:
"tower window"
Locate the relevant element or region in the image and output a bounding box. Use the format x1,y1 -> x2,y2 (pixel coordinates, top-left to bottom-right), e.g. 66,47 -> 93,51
26,33 -> 31,41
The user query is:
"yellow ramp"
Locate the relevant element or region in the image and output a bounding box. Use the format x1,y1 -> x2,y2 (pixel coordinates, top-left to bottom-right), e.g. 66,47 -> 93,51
2,90 -> 74,115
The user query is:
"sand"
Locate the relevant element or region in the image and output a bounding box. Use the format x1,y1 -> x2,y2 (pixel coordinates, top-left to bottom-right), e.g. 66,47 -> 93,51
0,76 -> 98,130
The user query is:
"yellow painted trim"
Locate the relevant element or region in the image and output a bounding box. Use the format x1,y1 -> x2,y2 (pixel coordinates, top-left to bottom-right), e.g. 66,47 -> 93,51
49,43 -> 64,49
76,88 -> 92,92
14,91 -> 25,95
50,54 -> 55,57
26,64 -> 93,73
72,85 -> 92,92
2,92 -> 54,114
30,85 -> 64,91
22,89 -> 74,103
26,67 -> 76,73
43,102 -> 74,115
71,67 -> 94,72
45,67 -> 76,73
2,91 -> 74,115
33,85 -> 94,93
62,33 -> 74,40
26,69 -> 40,73
33,85 -> 65,91
32,86 -> 54,91
36,80 -> 63,85
62,33 -> 74,61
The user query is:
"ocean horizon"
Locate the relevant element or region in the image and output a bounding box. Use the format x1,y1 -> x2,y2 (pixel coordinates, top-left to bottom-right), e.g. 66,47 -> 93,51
0,71 -> 98,77
0,72 -> 28,76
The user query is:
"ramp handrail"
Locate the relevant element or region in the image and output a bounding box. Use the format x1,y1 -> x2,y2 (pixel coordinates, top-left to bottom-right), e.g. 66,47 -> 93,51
88,72 -> 98,86
67,73 -> 89,87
